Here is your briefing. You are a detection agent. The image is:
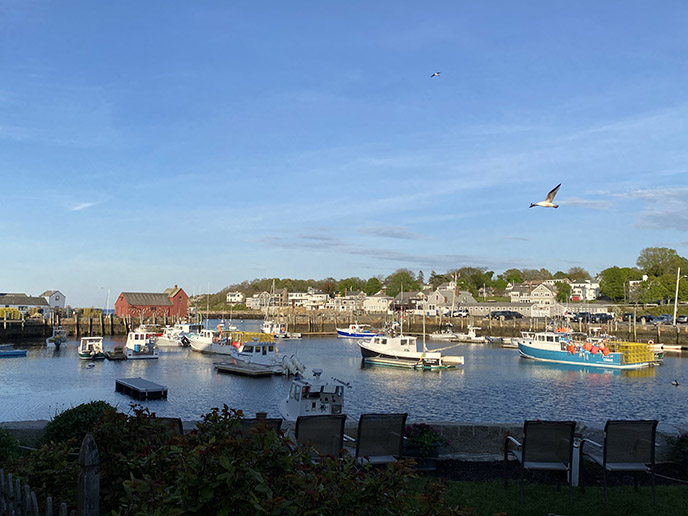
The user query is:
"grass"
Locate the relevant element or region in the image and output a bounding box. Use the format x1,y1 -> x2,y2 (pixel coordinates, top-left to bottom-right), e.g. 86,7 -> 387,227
412,478 -> 688,516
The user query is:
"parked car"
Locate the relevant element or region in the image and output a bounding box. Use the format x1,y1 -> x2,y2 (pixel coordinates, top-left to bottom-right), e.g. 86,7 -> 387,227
488,310 -> 523,320
443,308 -> 469,317
677,315 -> 688,324
653,314 -> 673,325
590,313 -> 614,323
621,313 -> 636,322
571,312 -> 591,323
637,314 -> 655,324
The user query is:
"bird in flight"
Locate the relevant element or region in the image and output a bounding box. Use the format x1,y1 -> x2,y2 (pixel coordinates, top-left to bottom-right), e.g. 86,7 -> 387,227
430,71 -> 441,78
529,183 -> 561,208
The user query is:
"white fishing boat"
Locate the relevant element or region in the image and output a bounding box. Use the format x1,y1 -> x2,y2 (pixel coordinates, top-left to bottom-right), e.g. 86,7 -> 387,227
336,322 -> 378,339
358,333 -> 464,369
78,337 -> 106,360
278,368 -> 349,422
429,323 -> 458,341
124,329 -> 160,359
157,322 -> 202,347
189,327 -> 275,356
46,327 -> 68,348
220,339 -> 305,376
450,326 -> 486,344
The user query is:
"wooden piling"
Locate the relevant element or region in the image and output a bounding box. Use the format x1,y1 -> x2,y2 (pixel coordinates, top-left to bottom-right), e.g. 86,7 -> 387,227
78,434 -> 99,516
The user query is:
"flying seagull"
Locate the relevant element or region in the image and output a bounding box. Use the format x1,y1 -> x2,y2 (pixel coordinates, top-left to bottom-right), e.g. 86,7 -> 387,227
529,183 -> 561,208
430,71 -> 441,78
672,379 -> 680,386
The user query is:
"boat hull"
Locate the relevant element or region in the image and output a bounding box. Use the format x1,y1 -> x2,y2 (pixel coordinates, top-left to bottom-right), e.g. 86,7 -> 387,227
517,341 -> 651,370
359,343 -> 448,369
337,329 -> 377,338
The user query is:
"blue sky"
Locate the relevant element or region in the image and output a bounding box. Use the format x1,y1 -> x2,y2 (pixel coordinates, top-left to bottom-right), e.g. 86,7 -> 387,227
2,1 -> 687,307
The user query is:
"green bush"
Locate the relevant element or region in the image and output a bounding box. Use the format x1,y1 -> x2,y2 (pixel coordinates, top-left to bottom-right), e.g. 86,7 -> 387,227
12,404 -> 465,515
39,400 -> 115,446
0,426 -> 20,465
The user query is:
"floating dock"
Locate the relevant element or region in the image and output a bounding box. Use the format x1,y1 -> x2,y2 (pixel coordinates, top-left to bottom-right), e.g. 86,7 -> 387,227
213,361 -> 280,377
115,377 -> 168,400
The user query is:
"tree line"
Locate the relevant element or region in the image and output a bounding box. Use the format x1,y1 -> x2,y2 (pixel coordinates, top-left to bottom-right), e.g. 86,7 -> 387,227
212,247 -> 688,306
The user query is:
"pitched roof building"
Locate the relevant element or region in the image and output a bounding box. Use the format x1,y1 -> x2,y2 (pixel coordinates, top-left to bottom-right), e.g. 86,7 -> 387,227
115,285 -> 188,318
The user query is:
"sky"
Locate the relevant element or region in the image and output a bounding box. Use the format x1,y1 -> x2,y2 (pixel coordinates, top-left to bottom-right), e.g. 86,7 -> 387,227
1,1 -> 687,307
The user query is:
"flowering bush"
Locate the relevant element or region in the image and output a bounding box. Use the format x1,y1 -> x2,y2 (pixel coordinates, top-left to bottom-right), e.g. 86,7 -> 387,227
403,423 -> 447,455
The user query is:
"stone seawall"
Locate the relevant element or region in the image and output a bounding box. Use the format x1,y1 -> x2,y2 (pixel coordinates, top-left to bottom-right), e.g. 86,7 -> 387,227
3,419 -> 684,462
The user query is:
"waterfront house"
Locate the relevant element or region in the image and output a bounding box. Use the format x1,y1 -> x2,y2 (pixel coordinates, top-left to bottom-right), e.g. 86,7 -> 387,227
362,293 -> 393,313
0,293 -> 49,315
40,290 -> 66,309
115,285 -> 188,318
570,280 -> 600,302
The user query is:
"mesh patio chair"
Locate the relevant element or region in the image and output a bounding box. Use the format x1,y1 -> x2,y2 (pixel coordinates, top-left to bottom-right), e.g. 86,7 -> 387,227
344,413 -> 408,465
295,414 -> 347,458
234,417 -> 283,436
504,420 -> 576,503
581,419 -> 658,504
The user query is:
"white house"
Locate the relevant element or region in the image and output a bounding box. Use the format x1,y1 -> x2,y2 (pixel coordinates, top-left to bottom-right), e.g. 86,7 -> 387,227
570,280 -> 600,302
0,293 -> 49,314
362,293 -> 393,313
40,290 -> 66,309
225,291 -> 245,305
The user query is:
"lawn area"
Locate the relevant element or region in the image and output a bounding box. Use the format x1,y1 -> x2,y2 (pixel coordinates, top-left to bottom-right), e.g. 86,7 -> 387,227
414,478 -> 688,516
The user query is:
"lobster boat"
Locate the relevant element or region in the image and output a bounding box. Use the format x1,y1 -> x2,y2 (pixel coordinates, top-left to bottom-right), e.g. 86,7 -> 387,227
515,330 -> 656,370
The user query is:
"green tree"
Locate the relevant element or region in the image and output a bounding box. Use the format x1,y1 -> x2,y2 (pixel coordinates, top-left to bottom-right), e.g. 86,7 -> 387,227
428,271 -> 448,290
337,277 -> 365,296
385,269 -> 419,298
637,247 -> 688,277
363,277 -> 383,295
555,282 -> 572,302
599,266 -> 643,301
637,277 -> 671,303
499,268 -> 524,284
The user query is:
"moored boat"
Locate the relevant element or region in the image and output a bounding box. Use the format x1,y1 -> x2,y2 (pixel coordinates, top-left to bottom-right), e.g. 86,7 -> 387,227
157,322 -> 202,347
219,339 -> 305,376
78,337 -> 106,360
46,327 -> 68,348
358,333 -> 464,370
450,325 -> 486,343
124,329 -> 160,360
0,344 -> 27,358
189,327 -> 274,356
278,368 -> 349,421
516,330 -> 656,370
336,322 -> 378,339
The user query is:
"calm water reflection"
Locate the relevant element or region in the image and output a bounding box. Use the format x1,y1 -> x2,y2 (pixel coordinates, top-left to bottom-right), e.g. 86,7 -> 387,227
1,319 -> 685,426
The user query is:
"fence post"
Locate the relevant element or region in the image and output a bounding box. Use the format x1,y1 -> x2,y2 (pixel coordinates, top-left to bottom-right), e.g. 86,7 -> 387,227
78,434 -> 99,516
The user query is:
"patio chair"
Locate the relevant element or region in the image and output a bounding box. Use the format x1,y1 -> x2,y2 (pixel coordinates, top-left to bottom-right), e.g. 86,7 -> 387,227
235,417 -> 283,436
295,414 -> 347,458
343,413 -> 407,465
504,420 -> 576,503
580,419 -> 658,504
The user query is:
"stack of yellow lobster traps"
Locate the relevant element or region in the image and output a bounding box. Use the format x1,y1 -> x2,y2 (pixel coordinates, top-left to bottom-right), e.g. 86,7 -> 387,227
609,340 -> 660,365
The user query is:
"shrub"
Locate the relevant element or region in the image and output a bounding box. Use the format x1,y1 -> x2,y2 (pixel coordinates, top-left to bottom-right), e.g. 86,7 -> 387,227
404,423 -> 448,455
39,400 -> 115,446
0,426 -> 20,465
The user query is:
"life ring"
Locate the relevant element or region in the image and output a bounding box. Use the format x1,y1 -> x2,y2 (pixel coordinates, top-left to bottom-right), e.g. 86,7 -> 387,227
648,339 -> 654,345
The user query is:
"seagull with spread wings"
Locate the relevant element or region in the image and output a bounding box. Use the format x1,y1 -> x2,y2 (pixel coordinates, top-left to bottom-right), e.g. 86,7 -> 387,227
430,71 -> 441,78
529,183 -> 561,208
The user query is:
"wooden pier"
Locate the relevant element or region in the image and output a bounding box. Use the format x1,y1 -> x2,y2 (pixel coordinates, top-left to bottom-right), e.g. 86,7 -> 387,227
115,377 -> 168,400
213,361 -> 280,377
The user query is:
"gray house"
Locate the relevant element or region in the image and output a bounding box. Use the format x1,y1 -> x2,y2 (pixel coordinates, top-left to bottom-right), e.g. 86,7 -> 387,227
41,290 -> 66,309
0,293 -> 50,314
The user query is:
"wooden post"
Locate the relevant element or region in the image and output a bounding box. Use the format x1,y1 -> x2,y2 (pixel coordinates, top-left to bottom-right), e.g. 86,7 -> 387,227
78,434 -> 99,516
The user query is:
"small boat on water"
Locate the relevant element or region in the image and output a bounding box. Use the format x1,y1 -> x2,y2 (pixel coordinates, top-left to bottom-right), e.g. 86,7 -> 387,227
358,333 -> 464,370
157,322 -> 202,347
124,329 -> 160,360
46,327 -> 68,348
214,340 -> 305,376
516,330 -> 657,370
429,323 -> 458,341
278,368 -> 349,421
336,322 -> 378,339
78,337 -> 106,360
0,344 -> 27,358
450,326 -> 486,344
261,320 -> 301,339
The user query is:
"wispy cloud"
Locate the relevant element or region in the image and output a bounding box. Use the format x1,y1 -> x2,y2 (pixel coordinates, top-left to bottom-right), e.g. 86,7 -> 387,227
617,187 -> 688,231
559,197 -> 612,210
358,225 -> 428,240
69,201 -> 99,212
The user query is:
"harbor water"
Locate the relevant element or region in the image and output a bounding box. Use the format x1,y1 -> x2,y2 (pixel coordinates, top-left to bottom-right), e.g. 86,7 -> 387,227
1,319 -> 686,427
